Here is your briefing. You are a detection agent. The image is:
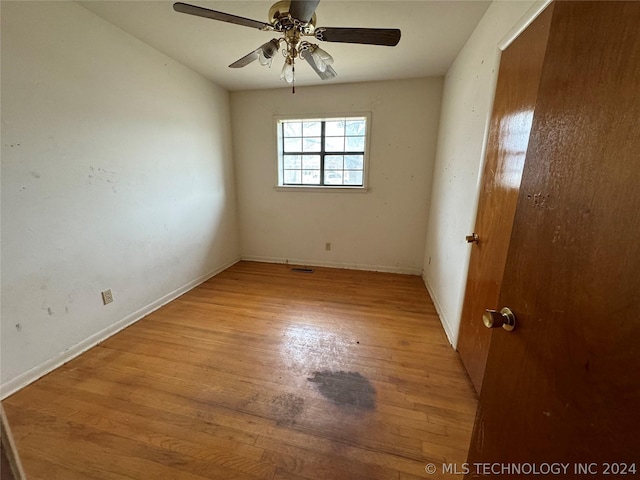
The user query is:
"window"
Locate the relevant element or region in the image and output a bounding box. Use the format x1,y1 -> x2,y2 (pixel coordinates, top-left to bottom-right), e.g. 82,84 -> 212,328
276,115 -> 369,188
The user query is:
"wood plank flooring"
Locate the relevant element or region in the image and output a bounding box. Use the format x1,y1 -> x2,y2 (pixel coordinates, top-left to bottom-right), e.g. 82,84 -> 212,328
2,261 -> 477,479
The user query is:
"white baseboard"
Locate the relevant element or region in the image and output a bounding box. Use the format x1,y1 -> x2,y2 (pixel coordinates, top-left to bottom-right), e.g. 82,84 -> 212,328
0,258 -> 240,400
241,255 -> 423,276
422,273 -> 457,348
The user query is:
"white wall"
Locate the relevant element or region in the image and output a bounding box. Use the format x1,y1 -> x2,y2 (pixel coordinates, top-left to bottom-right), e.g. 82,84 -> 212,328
1,1 -> 240,396
231,78 -> 442,274
422,1 -> 542,346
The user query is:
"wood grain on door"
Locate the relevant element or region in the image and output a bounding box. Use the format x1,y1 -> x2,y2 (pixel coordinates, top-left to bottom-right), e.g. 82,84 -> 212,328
468,1 -> 640,469
457,5 -> 554,393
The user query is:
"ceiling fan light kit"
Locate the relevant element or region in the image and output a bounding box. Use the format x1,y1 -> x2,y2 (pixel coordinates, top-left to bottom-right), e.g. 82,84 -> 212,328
173,0 -> 401,93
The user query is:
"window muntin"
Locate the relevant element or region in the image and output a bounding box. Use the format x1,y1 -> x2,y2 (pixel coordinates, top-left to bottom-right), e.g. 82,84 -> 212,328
277,116 -> 368,188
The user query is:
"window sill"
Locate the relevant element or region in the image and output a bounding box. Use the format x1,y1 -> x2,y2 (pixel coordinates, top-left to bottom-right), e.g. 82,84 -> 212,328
274,186 -> 371,193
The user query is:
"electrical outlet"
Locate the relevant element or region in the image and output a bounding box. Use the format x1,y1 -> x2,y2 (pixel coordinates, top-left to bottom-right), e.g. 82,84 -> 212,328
101,289 -> 113,305
325,242 -> 331,251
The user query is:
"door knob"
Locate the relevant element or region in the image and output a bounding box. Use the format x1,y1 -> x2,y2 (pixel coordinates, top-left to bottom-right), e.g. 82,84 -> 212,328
466,233 -> 479,244
483,307 -> 516,332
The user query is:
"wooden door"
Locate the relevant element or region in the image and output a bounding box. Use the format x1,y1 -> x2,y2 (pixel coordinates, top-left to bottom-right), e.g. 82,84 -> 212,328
457,6 -> 554,393
468,1 -> 640,471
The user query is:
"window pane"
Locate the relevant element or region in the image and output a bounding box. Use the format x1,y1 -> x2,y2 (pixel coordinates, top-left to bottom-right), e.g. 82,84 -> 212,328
284,170 -> 301,184
302,169 -> 320,185
325,136 -> 345,152
344,171 -> 363,185
283,122 -> 302,137
324,171 -> 343,185
345,155 -> 363,170
303,137 -> 321,152
345,136 -> 365,151
302,155 -> 320,169
278,116 -> 368,188
325,120 -> 345,136
303,121 -> 321,136
283,155 -> 301,169
284,137 -> 302,152
345,120 -> 366,136
325,155 -> 343,170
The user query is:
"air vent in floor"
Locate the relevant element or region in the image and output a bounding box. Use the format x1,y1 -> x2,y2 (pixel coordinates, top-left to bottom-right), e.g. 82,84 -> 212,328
291,268 -> 314,273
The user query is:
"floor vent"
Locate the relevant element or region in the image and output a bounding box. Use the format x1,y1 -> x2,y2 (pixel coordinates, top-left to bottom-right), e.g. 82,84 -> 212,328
291,268 -> 314,274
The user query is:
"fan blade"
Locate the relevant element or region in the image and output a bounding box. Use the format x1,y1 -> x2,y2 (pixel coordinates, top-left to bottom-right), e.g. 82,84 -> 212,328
289,0 -> 320,23
229,49 -> 260,68
173,3 -> 272,30
315,27 -> 401,46
304,54 -> 337,80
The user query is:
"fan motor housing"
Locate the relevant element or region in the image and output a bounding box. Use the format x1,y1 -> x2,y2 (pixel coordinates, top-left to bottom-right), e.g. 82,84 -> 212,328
268,1 -> 316,29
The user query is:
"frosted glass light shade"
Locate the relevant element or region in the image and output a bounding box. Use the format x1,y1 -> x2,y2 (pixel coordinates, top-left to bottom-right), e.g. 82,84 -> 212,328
280,61 -> 294,83
259,39 -> 279,67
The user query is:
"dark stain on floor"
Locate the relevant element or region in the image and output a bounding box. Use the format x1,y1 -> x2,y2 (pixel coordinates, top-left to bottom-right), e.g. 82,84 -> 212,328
308,370 -> 376,410
271,393 -> 305,426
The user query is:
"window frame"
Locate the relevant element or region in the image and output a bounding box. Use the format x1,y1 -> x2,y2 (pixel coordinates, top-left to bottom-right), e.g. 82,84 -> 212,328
275,113 -> 372,192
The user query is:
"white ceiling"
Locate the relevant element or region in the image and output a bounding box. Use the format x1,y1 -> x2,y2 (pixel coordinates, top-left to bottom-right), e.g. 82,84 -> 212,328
80,0 -> 491,91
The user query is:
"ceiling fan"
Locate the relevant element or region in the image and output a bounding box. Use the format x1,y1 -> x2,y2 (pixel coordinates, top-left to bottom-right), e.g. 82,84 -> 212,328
173,0 -> 401,91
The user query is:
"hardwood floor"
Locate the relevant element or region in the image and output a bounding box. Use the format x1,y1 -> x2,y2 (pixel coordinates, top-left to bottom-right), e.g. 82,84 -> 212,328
2,261 -> 477,479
